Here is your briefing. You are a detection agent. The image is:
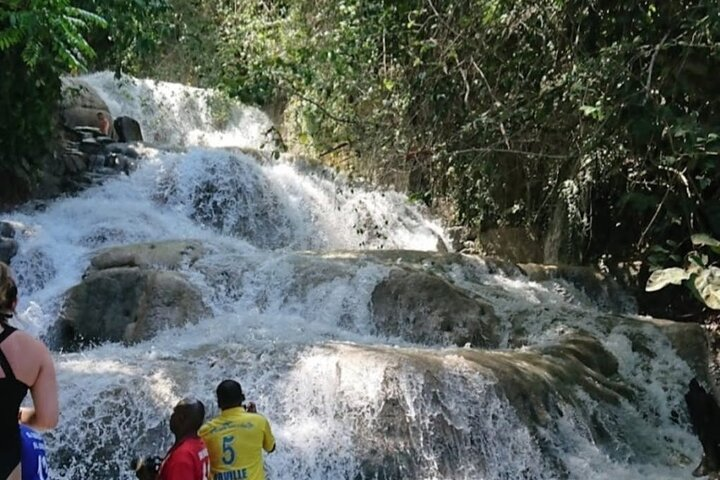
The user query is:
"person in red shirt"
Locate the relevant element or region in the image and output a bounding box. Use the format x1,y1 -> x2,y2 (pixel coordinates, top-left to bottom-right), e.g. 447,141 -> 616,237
135,398 -> 210,480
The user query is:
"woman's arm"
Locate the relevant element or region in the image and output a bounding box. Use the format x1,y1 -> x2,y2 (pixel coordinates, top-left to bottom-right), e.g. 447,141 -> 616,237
21,340 -> 58,430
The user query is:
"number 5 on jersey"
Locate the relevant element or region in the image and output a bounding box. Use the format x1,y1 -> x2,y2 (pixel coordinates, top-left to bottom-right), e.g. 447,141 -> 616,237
222,435 -> 236,465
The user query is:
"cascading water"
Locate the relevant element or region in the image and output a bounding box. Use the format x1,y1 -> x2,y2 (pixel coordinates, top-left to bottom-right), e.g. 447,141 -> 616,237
3,72 -> 703,479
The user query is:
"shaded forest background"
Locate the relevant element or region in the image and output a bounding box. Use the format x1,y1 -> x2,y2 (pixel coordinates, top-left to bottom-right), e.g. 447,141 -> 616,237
1,0 -> 719,318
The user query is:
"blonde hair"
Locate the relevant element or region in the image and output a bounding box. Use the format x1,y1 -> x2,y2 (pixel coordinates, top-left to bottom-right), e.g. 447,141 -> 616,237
0,262 -> 17,318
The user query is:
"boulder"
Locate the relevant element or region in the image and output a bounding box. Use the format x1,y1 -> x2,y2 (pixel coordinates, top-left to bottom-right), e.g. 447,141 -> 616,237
0,238 -> 18,264
62,107 -> 113,137
60,78 -> 113,136
60,78 -> 108,111
57,266 -> 208,349
55,240 -> 209,349
371,268 -> 498,347
0,222 -> 15,238
113,116 -> 143,143
89,240 -> 204,271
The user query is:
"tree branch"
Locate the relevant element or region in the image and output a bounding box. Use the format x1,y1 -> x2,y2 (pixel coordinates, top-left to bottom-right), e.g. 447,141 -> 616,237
645,32 -> 670,102
450,147 -> 569,160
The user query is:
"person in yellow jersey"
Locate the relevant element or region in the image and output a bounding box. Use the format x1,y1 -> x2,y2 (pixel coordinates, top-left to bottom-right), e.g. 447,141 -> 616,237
199,380 -> 275,480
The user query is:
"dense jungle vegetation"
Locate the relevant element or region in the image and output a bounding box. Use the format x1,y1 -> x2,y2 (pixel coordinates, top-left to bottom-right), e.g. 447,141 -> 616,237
1,0 -> 719,317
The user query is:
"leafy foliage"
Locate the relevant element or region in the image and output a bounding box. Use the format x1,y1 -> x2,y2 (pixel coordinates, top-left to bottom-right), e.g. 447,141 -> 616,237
646,234 -> 720,310
0,1 -> 105,70
73,0 -> 171,76
188,0 -> 720,270
0,0 -> 106,200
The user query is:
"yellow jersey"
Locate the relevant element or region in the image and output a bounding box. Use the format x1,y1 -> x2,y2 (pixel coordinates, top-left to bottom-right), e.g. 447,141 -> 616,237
199,406 -> 275,480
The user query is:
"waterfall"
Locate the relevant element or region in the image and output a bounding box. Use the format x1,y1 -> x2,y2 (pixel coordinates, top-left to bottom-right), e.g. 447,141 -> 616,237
2,72 -> 702,479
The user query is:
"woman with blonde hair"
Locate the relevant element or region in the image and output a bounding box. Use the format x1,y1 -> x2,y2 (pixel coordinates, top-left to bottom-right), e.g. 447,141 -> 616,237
0,262 -> 58,480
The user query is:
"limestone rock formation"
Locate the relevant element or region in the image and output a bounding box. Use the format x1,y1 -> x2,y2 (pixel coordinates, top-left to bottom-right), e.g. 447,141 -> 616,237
518,263 -> 636,313
55,240 -> 209,349
371,268 -> 498,348
89,240 -> 205,271
60,78 -> 114,136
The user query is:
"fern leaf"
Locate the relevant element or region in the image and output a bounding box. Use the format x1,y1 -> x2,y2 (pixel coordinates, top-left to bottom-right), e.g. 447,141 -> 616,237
0,28 -> 23,51
65,7 -> 108,29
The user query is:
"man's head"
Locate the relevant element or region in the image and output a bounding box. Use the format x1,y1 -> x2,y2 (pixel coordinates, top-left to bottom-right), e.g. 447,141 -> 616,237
169,398 -> 205,438
216,379 -> 245,410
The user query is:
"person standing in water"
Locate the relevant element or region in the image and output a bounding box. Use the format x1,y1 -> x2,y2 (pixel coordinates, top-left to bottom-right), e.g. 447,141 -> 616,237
97,112 -> 111,136
0,262 -> 59,480
200,380 -> 275,480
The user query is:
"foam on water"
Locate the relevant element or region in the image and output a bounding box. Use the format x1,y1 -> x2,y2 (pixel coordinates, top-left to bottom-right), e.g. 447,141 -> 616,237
1,73 -> 701,479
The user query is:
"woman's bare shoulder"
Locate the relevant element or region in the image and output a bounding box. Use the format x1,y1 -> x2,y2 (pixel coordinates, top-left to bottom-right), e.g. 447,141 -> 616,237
9,329 -> 51,355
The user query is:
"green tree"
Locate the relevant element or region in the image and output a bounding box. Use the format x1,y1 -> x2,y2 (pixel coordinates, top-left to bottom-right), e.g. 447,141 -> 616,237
0,0 -> 105,201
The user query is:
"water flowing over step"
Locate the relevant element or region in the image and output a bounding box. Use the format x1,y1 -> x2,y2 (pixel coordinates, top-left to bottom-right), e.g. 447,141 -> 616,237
1,72 -> 706,479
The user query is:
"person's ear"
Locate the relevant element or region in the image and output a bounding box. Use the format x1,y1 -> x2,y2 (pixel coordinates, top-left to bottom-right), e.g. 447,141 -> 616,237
11,298 -> 17,311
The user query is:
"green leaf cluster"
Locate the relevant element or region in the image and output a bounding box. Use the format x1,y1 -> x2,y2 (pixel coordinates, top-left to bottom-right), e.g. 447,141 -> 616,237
646,234 -> 720,310
73,0 -> 171,76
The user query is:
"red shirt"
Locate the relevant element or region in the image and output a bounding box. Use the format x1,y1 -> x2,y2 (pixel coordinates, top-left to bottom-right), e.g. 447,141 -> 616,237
158,435 -> 210,480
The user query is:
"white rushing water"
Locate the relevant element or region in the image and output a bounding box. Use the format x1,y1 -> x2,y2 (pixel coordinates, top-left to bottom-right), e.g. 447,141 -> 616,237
2,72 -> 701,479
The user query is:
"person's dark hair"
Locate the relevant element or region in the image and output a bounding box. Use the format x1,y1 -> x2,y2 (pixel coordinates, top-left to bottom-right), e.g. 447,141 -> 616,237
216,379 -> 245,410
0,262 -> 17,319
170,397 -> 205,439
179,397 -> 205,431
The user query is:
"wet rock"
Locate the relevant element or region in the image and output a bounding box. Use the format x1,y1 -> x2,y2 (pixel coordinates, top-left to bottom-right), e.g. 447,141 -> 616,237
0,222 -> 18,264
518,263 -> 636,314
89,240 -> 205,271
55,240 -> 209,349
63,151 -> 87,174
371,268 -> 498,347
640,317 -> 711,386
335,341 -> 629,480
0,238 -> 18,264
33,78 -> 149,202
113,116 -> 143,142
80,137 -> 104,155
57,266 -> 208,349
60,78 -> 113,136
105,143 -> 141,159
161,153 -> 294,248
74,126 -> 104,137
0,222 -> 15,238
